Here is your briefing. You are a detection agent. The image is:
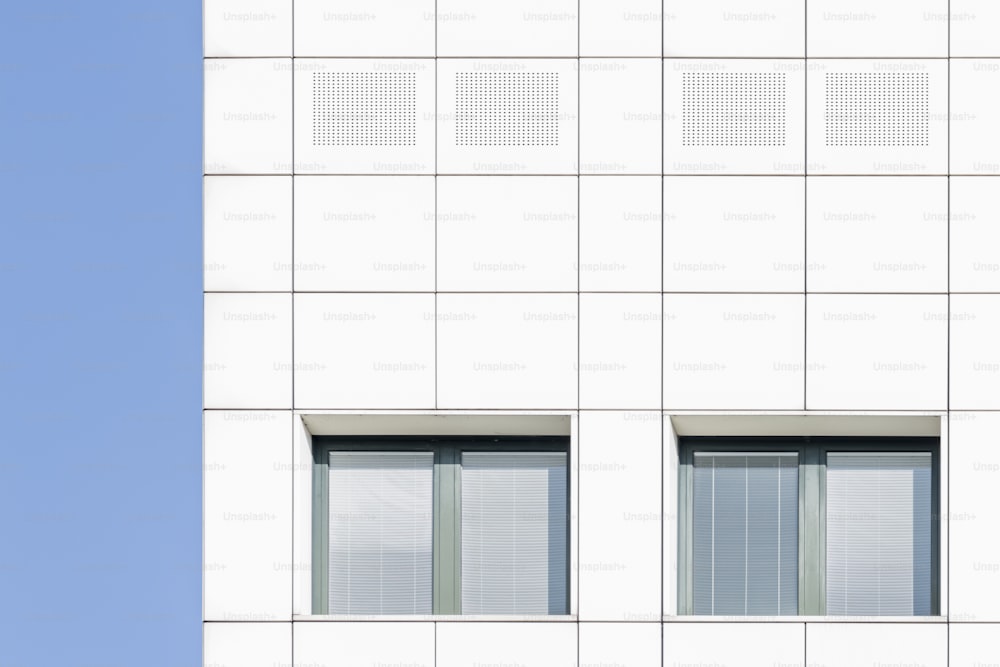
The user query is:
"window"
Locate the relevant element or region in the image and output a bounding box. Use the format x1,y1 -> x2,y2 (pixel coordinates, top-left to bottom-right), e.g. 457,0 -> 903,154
312,436 -> 569,615
678,437 -> 939,617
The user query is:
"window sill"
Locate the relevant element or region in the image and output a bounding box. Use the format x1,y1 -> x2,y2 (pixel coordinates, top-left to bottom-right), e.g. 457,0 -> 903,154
294,614 -> 578,622
663,615 -> 948,623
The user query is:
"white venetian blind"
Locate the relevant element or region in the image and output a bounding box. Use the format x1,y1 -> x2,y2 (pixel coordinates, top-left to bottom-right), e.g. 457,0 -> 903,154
692,453 -> 799,615
328,451 -> 434,615
461,452 -> 568,615
826,452 -> 932,616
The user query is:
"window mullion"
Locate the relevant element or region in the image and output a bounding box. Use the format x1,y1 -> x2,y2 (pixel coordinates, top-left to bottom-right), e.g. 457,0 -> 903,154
434,447 -> 461,615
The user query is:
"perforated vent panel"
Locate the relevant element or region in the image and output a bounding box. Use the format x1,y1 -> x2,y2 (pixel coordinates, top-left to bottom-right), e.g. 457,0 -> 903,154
311,72 -> 417,147
455,73 -> 559,147
824,73 -> 930,147
681,73 -> 787,147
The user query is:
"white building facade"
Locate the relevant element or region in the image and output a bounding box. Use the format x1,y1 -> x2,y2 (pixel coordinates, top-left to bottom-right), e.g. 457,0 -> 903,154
203,2 -> 1000,666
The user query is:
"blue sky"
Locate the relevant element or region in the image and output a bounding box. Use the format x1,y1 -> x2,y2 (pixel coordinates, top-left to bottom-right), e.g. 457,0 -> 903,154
0,2 -> 202,665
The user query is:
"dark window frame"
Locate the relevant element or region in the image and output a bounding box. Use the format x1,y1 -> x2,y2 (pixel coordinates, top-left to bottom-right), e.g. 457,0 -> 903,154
678,436 -> 940,616
312,435 -> 571,615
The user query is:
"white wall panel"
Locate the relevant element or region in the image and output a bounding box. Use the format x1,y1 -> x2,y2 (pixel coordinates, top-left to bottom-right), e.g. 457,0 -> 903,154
580,0 -> 661,56
294,0 -> 434,57
437,294 -> 578,409
664,176 -> 805,292
807,295 -> 947,410
579,623 -> 661,667
664,0 -> 805,57
951,1 -> 1000,56
294,176 -> 435,292
579,412 -> 662,620
951,61 -> 1000,175
203,176 -> 292,292
204,0 -> 291,57
204,623 -> 290,667
806,60 -> 948,175
805,624 -> 946,667
664,59 -> 805,175
580,176 -> 661,292
580,59 -> 662,174
437,623 -> 577,667
949,412 -> 1000,622
294,294 -> 435,409
949,623 -> 1000,665
204,411 -> 292,621
437,177 -> 577,292
951,177 -> 1000,292
663,623 -> 804,667
807,0 -> 947,57
437,59 -> 579,174
580,295 -> 661,410
951,296 -> 1000,410
294,622 -> 434,667
293,59 -> 435,174
807,177 -> 947,293
663,294 -> 805,409
437,0 -> 578,57
204,59 -> 291,174
204,293 -> 292,409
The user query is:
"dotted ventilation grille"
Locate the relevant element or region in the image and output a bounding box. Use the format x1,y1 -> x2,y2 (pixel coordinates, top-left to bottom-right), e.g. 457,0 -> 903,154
311,72 -> 416,147
825,73 -> 930,147
681,73 -> 787,147
455,73 -> 559,147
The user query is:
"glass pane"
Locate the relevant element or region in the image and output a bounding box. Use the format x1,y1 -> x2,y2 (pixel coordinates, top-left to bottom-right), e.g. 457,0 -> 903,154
328,451 -> 434,615
826,452 -> 932,616
692,452 -> 799,615
461,452 -> 567,615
